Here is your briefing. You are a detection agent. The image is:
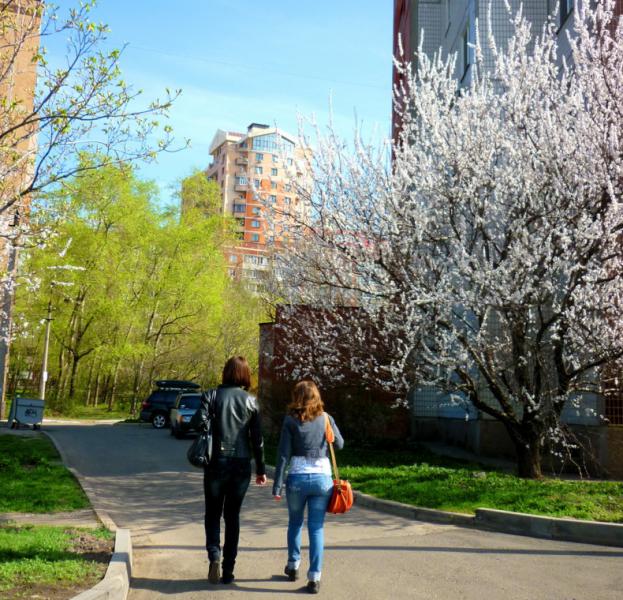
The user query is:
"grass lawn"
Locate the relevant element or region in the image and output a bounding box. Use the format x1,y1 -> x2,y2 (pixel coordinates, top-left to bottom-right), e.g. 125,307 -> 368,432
0,434 -> 89,513
266,442 -> 623,523
0,524 -> 114,599
46,404 -> 132,420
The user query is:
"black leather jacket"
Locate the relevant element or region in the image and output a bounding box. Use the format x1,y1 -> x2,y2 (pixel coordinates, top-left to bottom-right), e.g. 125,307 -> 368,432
190,384 -> 265,475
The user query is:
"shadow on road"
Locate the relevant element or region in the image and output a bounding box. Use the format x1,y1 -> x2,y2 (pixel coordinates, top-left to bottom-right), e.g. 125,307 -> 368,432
130,575 -> 307,595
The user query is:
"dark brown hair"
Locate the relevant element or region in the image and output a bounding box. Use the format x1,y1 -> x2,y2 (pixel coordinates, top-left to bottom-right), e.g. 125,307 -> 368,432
288,380 -> 324,422
222,356 -> 252,390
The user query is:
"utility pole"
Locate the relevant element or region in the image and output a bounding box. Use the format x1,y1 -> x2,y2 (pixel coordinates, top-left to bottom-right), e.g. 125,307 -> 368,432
39,299 -> 52,400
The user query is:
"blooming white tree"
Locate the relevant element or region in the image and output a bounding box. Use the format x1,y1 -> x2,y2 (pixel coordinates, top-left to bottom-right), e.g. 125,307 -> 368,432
269,1 -> 623,478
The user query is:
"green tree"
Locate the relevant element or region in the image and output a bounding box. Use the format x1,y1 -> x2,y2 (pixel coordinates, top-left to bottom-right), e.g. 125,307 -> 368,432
11,161 -> 267,413
178,169 -> 222,215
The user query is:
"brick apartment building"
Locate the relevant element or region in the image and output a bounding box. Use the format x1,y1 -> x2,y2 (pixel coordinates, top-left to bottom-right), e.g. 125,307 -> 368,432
205,123 -> 310,291
392,0 -> 623,475
0,0 -> 41,418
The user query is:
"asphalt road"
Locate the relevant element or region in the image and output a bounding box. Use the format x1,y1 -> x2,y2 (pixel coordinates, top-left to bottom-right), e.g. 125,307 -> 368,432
47,422 -> 623,600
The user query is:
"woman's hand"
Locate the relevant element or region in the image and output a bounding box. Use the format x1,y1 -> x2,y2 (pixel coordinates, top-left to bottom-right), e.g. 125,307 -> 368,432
273,495 -> 282,502
256,474 -> 267,486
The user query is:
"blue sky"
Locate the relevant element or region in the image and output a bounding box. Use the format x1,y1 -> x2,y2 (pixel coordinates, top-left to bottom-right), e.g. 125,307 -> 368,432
52,0 -> 393,202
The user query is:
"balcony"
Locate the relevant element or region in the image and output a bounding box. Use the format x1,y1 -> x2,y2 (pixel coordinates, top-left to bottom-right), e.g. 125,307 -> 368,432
236,157 -> 248,166
234,183 -> 248,192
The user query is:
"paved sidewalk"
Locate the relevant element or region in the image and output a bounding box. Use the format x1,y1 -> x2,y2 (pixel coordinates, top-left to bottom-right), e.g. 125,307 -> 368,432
42,423 -> 623,600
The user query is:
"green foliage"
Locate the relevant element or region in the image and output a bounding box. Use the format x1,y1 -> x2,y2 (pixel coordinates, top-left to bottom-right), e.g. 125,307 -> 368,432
0,525 -> 111,596
10,159 -> 268,412
178,169 -> 223,215
0,435 -> 89,513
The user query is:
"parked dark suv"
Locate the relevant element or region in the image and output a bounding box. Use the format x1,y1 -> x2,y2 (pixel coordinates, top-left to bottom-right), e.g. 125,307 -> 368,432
140,380 -> 201,428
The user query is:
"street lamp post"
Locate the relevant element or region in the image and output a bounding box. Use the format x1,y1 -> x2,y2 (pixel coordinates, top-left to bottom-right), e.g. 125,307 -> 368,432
39,299 -> 52,400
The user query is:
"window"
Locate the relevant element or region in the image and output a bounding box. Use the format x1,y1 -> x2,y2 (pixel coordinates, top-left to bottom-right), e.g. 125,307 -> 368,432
286,158 -> 293,166
271,168 -> 278,176
255,166 -> 263,174
229,254 -> 237,263
254,178 -> 260,188
233,203 -> 245,213
251,233 -> 260,242
560,0 -> 574,26
252,133 -> 295,154
251,220 -> 260,228
284,197 -> 291,205
271,181 -> 277,190
285,184 -> 292,192
255,152 -> 264,161
236,218 -> 245,227
228,268 -> 236,277
244,254 -> 267,265
272,154 -> 278,163
252,206 -> 261,215
235,176 -> 247,185
269,195 -> 277,203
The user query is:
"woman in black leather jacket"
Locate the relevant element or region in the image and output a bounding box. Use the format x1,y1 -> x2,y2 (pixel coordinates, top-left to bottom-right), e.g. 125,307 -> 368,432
191,356 -> 266,585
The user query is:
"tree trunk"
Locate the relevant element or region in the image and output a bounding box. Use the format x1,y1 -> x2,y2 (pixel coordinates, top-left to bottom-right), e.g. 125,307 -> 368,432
107,361 -> 120,411
85,359 -> 95,406
506,422 -> 544,479
68,352 -> 80,400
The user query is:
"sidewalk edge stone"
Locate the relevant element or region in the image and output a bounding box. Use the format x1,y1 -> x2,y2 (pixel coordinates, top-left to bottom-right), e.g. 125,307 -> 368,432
475,508 -> 623,548
70,529 -> 132,600
265,464 -> 623,548
42,431 -> 117,531
42,431 -> 133,600
354,491 -> 476,526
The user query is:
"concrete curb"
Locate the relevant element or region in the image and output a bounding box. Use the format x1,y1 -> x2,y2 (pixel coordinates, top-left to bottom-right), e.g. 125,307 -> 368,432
475,508 -> 623,547
354,491 -> 475,527
71,529 -> 132,600
352,492 -> 623,548
42,431 -> 133,600
268,462 -> 623,546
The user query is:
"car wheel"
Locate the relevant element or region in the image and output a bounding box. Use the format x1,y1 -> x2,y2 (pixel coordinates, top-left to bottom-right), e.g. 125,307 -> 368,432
152,413 -> 167,429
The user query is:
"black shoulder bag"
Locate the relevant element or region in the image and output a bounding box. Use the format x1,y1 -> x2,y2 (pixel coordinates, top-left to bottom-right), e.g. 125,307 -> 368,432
187,388 -> 217,468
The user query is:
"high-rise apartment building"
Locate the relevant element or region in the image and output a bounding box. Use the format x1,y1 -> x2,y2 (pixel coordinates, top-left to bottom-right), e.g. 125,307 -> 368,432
205,123 -> 309,291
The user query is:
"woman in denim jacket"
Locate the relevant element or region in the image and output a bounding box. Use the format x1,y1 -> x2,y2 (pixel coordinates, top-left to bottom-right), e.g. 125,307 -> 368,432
273,380 -> 344,594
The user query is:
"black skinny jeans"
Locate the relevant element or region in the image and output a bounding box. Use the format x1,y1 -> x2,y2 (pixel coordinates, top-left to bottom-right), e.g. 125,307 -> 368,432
203,457 -> 252,572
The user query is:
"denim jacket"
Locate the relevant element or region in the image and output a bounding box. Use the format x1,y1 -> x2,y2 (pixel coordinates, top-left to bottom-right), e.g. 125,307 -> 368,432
272,412 -> 344,496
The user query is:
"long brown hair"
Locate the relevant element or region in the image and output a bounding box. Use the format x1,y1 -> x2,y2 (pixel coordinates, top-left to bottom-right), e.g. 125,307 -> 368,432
288,380 -> 324,422
222,356 -> 252,390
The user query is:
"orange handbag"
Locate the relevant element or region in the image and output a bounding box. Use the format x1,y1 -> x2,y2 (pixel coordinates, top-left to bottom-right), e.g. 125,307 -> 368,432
324,414 -> 354,514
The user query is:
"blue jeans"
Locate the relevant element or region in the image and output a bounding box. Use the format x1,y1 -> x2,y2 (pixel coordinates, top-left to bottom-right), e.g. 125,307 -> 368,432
286,473 -> 333,582
203,457 -> 251,573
